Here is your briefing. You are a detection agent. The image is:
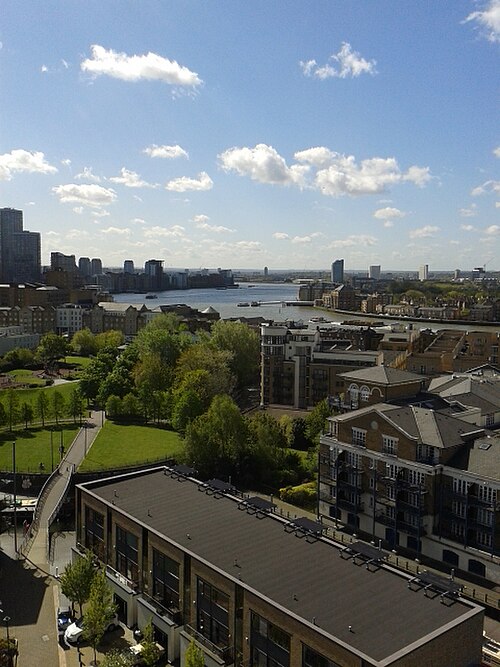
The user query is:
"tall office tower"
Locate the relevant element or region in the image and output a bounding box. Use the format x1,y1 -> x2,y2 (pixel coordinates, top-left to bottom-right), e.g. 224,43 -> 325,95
0,208 -> 41,283
90,258 -> 103,275
144,259 -> 164,290
51,252 -> 78,273
79,257 -> 91,279
331,259 -> 344,283
369,265 -> 381,280
263,266 -> 269,278
419,264 -> 429,281
124,260 -> 134,274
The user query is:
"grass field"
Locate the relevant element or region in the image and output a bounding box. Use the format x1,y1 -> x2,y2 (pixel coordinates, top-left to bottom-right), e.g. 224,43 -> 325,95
0,380 -> 79,407
79,420 -> 185,472
0,424 -> 80,473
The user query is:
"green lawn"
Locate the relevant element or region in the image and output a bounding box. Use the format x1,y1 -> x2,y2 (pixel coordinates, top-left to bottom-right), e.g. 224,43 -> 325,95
5,369 -> 46,386
79,421 -> 185,472
0,381 -> 79,406
0,424 -> 80,473
64,355 -> 92,369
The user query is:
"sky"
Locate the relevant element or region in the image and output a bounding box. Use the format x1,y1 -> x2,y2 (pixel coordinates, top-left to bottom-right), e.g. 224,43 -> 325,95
1,1 -> 499,272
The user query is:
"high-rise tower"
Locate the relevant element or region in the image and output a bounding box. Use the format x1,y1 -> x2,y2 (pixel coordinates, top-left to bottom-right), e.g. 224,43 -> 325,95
0,208 -> 41,283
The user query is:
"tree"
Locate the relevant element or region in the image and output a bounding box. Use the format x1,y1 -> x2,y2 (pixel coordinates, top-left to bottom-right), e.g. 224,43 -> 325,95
105,395 -> 122,419
3,347 -> 34,369
36,391 -> 49,427
36,333 -> 70,371
95,330 -> 125,351
184,394 -> 248,479
185,639 -> 204,667
20,401 -> 34,429
171,388 -> 204,433
138,620 -> 161,667
0,402 -> 7,429
59,550 -> 96,615
121,392 -> 141,420
51,390 -> 66,426
84,568 -> 117,665
79,353 -> 116,402
5,388 -> 20,431
305,399 -> 332,443
71,328 -> 98,357
209,319 -> 260,388
175,344 -> 236,397
69,388 -> 84,424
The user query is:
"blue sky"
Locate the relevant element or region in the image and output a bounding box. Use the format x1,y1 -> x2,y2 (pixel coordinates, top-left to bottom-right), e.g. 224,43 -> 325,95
1,1 -> 499,272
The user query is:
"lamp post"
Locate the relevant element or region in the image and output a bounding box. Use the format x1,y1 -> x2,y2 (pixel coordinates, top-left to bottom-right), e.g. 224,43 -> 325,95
50,428 -> 54,472
12,443 -> 17,554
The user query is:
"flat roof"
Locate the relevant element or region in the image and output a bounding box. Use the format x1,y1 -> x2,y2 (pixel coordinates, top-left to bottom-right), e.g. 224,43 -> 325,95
80,468 -> 481,665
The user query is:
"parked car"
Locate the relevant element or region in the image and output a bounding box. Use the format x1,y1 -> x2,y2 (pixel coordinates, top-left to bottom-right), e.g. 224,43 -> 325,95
64,613 -> 119,645
129,641 -> 165,666
56,607 -> 73,637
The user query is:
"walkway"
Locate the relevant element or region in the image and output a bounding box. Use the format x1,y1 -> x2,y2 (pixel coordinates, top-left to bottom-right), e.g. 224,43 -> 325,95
0,411 -> 104,667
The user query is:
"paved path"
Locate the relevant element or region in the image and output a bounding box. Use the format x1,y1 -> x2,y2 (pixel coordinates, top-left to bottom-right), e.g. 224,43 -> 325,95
0,411 -> 104,667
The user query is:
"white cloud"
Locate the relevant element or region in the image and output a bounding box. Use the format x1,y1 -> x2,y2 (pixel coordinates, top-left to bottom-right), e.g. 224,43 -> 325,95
52,183 -> 117,208
291,236 -> 313,244
41,65 -> 48,73
409,225 -> 440,239
131,217 -> 146,225
494,146 -> 500,157
81,45 -> 202,88
373,206 -> 406,221
300,42 -> 377,79
463,0 -> 500,43
144,144 -> 189,159
383,221 -> 394,228
273,232 -> 290,240
76,166 -> 101,182
219,144 -> 308,186
196,222 -> 235,234
459,204 -> 477,217
144,225 -> 185,238
73,207 -> 84,215
192,214 -> 210,224
61,158 -> 71,167
0,149 -> 57,180
110,167 -> 156,188
100,226 -> 131,236
165,172 -> 213,192
61,59 -> 69,69
329,235 -> 377,248
92,210 -> 110,218
461,224 -> 477,231
471,179 -> 500,196
484,225 -> 500,235
220,143 -> 430,197
235,241 -> 263,251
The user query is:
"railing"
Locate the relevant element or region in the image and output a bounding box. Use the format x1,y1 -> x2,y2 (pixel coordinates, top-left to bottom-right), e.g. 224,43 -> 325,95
17,468 -> 61,558
185,625 -> 233,664
106,564 -> 138,592
139,592 -> 182,624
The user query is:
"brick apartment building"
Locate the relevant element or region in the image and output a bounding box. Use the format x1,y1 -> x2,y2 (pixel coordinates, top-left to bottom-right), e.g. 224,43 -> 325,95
75,467 -> 483,667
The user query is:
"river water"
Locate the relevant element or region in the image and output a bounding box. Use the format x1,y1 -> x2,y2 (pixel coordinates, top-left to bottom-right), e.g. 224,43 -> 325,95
113,283 -> 498,332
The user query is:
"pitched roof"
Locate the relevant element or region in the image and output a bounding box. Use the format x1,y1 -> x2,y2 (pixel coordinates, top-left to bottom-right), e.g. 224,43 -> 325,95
339,365 -> 425,385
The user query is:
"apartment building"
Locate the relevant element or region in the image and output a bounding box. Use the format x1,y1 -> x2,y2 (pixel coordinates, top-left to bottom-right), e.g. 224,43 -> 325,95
260,323 -> 384,408
76,467 -> 483,667
319,395 -> 500,584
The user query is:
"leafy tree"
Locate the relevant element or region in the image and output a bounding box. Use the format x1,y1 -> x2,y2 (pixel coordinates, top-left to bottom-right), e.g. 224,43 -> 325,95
99,364 -> 135,403
71,328 -> 98,356
121,392 -> 141,420
3,347 -> 34,369
175,344 -> 235,397
100,649 -> 134,667
59,550 -> 96,615
51,389 -> 66,426
0,402 -> 7,429
209,319 -> 260,388
36,390 -> 49,427
281,416 -> 311,451
185,639 -> 204,667
69,388 -> 84,424
95,330 -> 125,352
171,388 -> 204,433
84,568 -> 117,665
106,395 -> 122,419
20,401 -> 34,429
79,352 -> 116,402
305,399 -> 332,443
184,394 -> 248,479
5,388 -> 20,431
138,620 -> 161,667
36,333 -> 70,370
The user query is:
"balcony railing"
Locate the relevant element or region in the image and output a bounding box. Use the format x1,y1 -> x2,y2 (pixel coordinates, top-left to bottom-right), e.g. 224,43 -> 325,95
139,592 -> 182,624
106,564 -> 138,592
185,625 -> 233,664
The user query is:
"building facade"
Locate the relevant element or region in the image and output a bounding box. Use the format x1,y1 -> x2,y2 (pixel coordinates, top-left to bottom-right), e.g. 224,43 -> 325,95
0,208 -> 41,283
76,467 -> 483,667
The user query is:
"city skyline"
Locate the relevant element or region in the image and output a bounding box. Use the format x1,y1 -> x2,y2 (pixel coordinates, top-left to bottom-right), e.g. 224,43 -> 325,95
1,1 -> 499,270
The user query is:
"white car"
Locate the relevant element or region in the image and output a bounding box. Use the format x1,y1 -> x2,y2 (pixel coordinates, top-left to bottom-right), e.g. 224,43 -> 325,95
64,613 -> 119,645
129,641 -> 165,666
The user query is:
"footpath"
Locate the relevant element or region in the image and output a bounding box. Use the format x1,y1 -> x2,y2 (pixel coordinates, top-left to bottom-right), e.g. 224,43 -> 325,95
0,411 -> 103,667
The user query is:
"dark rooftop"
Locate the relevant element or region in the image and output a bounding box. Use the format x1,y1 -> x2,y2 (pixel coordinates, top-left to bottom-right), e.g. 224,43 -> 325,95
81,468 -> 481,665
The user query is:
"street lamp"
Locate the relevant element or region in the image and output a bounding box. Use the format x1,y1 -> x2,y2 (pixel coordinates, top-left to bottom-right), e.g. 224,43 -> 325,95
12,443 -> 17,554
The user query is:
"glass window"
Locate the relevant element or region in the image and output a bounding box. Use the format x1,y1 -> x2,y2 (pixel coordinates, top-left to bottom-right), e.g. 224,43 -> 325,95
351,428 -> 366,447
115,525 -> 139,582
196,578 -> 229,648
84,506 -> 104,560
152,549 -> 180,609
382,435 -> 398,456
250,612 -> 290,667
303,645 -> 340,667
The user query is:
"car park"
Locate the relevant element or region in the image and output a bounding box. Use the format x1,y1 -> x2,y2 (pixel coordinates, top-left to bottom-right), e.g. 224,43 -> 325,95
64,613 -> 119,645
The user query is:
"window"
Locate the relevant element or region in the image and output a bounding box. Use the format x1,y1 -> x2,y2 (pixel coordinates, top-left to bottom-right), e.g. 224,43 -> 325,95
452,501 -> 466,518
486,414 -> 494,427
84,506 -> 104,560
407,469 -> 425,486
476,531 -> 492,548
477,485 -> 496,504
476,508 -> 493,526
152,549 -> 180,610
351,427 -> 366,447
197,578 -> 229,648
451,522 -> 466,540
302,645 -> 340,667
250,612 -> 290,667
453,478 -> 470,495
360,386 -> 370,402
116,526 -> 139,582
386,463 -> 401,480
382,435 -> 398,456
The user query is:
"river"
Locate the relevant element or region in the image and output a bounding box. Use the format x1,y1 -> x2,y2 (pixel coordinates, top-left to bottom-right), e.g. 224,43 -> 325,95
113,283 -> 499,332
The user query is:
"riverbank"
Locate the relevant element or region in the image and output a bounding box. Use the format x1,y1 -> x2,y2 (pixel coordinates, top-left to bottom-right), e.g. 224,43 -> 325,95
320,307 -> 500,328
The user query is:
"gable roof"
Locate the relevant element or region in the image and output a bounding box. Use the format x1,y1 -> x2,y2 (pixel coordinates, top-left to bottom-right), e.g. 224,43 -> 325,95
339,365 -> 425,386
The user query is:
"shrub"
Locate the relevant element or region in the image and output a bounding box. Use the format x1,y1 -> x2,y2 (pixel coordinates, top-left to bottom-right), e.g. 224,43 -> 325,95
279,481 -> 317,510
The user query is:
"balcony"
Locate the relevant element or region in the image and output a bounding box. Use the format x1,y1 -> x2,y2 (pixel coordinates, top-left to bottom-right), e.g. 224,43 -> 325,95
185,625 -> 233,664
338,498 -> 364,512
106,564 -> 138,593
139,592 -> 182,624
